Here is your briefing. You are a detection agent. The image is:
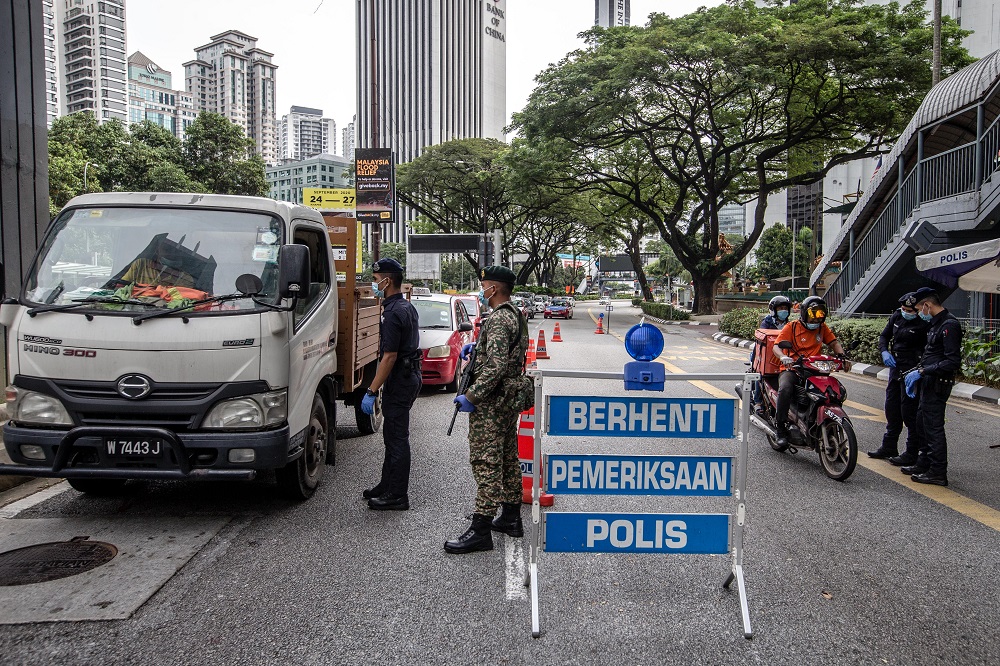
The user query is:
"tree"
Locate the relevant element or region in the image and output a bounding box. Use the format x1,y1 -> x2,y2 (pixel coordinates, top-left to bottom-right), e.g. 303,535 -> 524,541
182,112 -> 267,196
511,0 -> 972,313
752,225 -> 811,281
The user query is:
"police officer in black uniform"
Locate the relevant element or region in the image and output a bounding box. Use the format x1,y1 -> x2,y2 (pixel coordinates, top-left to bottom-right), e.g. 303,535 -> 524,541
868,292 -> 930,464
360,258 -> 422,510
901,287 -> 962,486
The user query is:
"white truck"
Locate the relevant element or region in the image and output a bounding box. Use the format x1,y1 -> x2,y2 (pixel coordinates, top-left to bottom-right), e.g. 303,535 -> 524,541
0,193 -> 383,499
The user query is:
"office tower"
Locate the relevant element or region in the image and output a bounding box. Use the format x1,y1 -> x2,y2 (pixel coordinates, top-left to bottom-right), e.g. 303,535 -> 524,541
595,0 -> 630,27
278,106 -> 336,163
127,52 -> 197,139
43,0 -> 59,127
266,154 -> 354,204
342,115 -> 356,161
184,30 -> 278,164
356,0 -> 507,242
56,0 -> 127,124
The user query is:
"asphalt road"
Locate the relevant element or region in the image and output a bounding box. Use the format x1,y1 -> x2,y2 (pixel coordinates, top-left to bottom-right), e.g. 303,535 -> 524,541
0,300 -> 999,665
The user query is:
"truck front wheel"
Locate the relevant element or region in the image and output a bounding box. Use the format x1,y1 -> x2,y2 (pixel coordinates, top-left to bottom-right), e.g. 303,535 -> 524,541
276,393 -> 327,500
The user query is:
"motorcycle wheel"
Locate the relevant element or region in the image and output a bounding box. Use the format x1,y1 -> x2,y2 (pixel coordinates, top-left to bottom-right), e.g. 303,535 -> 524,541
818,419 -> 858,481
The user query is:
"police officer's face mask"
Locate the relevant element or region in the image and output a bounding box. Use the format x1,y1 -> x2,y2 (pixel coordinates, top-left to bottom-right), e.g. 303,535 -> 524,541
901,308 -> 917,321
372,277 -> 389,298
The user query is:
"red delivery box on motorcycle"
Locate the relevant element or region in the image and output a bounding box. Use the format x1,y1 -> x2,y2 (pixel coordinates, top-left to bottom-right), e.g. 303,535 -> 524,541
753,328 -> 785,376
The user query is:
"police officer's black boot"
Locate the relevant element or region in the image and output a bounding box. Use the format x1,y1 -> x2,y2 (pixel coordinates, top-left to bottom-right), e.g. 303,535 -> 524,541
444,514 -> 494,554
491,502 -> 524,537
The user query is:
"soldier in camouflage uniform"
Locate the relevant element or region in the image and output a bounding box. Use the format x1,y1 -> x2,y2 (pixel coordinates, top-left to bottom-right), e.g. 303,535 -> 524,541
445,265 -> 529,555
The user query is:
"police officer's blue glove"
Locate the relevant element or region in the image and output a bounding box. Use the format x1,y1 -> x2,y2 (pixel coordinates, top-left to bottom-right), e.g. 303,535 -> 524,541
881,351 -> 896,368
904,370 -> 921,398
361,392 -> 377,415
460,343 -> 475,360
454,394 -> 476,413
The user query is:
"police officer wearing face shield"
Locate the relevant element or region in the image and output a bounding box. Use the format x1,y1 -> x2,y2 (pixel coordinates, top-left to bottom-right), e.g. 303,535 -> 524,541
901,287 -> 962,486
360,258 -> 422,510
868,292 -> 929,463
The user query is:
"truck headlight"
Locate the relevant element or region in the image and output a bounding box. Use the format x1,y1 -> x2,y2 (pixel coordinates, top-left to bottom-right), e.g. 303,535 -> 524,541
4,386 -> 73,426
426,345 -> 451,359
203,390 -> 287,429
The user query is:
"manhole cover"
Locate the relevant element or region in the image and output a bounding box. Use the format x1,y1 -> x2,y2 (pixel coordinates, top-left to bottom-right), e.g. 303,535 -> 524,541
0,536 -> 118,586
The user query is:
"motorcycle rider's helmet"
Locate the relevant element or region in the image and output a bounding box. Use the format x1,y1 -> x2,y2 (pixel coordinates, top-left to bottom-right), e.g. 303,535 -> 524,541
800,296 -> 829,327
768,295 -> 792,316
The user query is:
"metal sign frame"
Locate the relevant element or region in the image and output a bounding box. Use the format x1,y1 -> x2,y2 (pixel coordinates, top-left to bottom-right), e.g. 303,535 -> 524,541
524,369 -> 757,639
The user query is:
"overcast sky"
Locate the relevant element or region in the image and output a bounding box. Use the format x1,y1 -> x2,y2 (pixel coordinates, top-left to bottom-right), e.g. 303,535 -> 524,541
127,1 -> 722,141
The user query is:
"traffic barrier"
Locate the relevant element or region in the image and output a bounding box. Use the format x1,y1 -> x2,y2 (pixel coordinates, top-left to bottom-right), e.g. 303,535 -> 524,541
518,408 -> 554,506
526,339 -> 537,370
535,329 -> 550,359
551,323 -> 563,342
524,366 -> 757,640
594,313 -> 605,334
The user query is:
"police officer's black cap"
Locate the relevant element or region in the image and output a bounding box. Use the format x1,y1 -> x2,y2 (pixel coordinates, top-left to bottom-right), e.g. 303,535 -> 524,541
912,286 -> 938,304
371,258 -> 403,274
480,265 -> 516,285
899,292 -> 917,308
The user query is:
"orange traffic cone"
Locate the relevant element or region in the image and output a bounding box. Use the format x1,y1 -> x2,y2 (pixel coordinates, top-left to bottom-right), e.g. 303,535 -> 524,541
535,329 -> 551,359
526,338 -> 537,370
594,314 -> 605,334
551,322 -> 563,342
518,408 -> 554,506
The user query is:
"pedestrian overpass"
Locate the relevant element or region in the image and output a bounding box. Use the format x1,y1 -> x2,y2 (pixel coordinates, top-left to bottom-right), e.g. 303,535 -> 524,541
812,50 -> 1000,315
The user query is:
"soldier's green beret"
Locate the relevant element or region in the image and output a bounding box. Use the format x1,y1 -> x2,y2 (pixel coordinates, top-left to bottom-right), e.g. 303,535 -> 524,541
480,265 -> 516,285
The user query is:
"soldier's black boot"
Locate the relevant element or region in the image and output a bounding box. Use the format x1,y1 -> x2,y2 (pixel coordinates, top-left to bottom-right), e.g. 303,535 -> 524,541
444,514 -> 494,554
491,502 -> 524,537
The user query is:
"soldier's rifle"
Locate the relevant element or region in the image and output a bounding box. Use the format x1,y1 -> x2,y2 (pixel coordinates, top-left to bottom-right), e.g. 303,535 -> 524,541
446,346 -> 477,436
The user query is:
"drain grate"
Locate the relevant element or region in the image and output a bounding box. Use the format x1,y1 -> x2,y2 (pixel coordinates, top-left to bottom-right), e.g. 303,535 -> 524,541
0,536 -> 118,586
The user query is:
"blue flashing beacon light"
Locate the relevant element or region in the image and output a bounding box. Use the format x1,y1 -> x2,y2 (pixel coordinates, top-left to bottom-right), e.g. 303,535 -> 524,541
623,320 -> 665,391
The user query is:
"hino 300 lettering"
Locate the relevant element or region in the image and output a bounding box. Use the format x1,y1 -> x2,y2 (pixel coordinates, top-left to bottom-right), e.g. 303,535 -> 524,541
0,193 -> 383,499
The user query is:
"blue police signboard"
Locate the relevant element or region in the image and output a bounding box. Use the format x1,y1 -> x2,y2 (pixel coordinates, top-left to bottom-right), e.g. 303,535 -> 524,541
544,512 -> 730,554
546,396 -> 737,438
546,455 -> 732,496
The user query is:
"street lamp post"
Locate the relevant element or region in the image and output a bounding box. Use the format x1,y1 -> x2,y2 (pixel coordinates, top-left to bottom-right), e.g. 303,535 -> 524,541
790,218 -> 797,290
83,161 -> 93,191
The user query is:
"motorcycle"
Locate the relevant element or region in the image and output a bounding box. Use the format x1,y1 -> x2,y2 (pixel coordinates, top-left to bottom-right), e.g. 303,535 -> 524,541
735,354 -> 858,481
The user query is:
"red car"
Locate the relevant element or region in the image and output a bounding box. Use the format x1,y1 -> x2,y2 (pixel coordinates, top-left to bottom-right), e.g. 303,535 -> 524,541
412,294 -> 475,391
544,298 -> 574,319
454,294 -> 485,341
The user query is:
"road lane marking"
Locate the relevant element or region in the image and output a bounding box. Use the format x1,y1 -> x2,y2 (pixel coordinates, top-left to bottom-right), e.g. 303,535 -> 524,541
658,360 -> 734,399
505,536 -> 527,601
0,481 -> 70,519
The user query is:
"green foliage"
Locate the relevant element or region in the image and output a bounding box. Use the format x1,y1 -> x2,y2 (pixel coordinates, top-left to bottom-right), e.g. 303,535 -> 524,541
826,318 -> 887,365
720,307 -> 768,340
960,327 -> 1000,385
47,111 -> 265,217
639,302 -> 690,321
511,0 -> 972,313
632,297 -> 643,306
751,225 -> 811,280
359,243 -> 407,283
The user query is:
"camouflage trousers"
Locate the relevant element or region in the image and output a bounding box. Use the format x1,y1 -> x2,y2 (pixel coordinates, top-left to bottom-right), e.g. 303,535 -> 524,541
468,403 -> 523,515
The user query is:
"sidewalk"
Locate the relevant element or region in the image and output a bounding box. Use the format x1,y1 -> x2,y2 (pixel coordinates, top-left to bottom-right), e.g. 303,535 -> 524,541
711,331 -> 1000,407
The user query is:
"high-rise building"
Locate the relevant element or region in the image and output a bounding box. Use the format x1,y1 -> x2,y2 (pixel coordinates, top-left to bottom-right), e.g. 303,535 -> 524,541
127,52 -> 197,139
595,0 -> 630,27
56,0 -> 128,124
184,30 -> 278,164
356,0 -> 507,243
43,0 -> 59,127
718,202 -> 747,237
266,154 -> 354,204
278,106 -> 336,163
342,115 -> 356,161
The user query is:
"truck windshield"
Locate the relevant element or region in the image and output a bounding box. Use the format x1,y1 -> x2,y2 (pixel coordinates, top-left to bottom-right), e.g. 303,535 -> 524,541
24,206 -> 283,313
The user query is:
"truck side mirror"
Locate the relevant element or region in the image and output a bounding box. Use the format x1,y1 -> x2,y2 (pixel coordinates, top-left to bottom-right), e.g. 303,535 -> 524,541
459,321 -> 474,332
278,244 -> 311,299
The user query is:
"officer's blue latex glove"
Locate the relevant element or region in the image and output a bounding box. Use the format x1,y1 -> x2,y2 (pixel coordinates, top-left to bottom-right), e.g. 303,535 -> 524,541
460,343 -> 475,360
361,392 -> 377,415
904,370 -> 921,398
881,351 -> 896,368
454,394 -> 476,413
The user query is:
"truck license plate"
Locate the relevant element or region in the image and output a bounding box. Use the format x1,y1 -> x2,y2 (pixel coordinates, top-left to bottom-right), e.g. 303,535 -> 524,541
104,438 -> 164,459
